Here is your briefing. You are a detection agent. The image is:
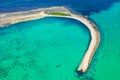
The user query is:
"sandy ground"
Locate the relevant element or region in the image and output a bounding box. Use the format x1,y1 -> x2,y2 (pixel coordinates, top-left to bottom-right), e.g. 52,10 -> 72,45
0,6 -> 70,27
0,6 -> 100,73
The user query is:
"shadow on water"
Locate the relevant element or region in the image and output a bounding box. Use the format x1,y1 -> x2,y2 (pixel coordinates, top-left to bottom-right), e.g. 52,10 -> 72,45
0,0 -> 120,15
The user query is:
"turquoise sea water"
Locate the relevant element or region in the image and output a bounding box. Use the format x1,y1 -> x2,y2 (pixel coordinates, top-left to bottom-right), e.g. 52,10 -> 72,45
0,17 -> 90,80
0,1 -> 120,80
89,2 -> 120,80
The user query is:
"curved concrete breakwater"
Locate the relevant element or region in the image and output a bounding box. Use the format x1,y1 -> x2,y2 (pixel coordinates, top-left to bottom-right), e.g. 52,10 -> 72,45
0,6 -> 100,74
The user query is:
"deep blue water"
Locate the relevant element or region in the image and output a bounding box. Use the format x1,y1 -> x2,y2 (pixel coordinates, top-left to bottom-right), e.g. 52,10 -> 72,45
0,0 -> 120,15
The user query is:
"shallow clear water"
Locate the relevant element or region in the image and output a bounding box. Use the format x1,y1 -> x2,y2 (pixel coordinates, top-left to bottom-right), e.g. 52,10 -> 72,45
0,17 -> 90,80
89,2 -> 120,80
0,0 -> 120,80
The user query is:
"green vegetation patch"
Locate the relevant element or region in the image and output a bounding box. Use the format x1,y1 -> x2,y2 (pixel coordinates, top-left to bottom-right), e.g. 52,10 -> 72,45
46,12 -> 71,16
